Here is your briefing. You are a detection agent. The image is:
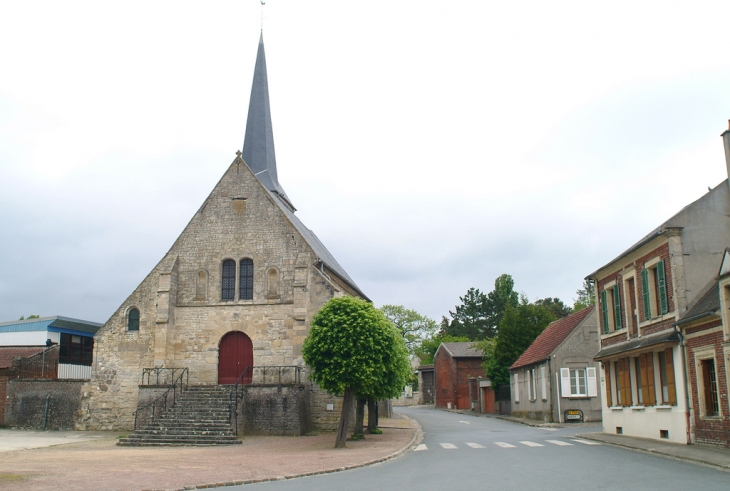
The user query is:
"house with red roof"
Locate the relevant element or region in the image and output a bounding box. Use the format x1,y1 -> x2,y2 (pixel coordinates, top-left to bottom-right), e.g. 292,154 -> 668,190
509,306 -> 600,423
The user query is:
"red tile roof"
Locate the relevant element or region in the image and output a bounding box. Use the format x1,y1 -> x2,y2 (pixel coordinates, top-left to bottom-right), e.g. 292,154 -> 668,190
0,347 -> 44,369
510,306 -> 596,370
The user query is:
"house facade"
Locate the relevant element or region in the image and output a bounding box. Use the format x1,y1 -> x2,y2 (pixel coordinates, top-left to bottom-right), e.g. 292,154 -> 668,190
675,251 -> 730,447
510,307 -> 601,423
434,342 -> 489,411
589,124 -> 730,443
79,34 -> 368,432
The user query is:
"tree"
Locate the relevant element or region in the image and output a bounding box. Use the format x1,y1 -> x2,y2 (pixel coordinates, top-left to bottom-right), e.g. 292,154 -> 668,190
415,333 -> 470,365
573,280 -> 595,312
483,274 -> 520,337
380,305 -> 438,355
302,296 -> 410,448
534,297 -> 572,319
18,315 -> 40,320
483,298 -> 555,385
444,275 -> 519,340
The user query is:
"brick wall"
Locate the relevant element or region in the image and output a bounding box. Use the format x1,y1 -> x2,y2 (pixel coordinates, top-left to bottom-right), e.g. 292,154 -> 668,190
4,379 -> 84,429
434,350 -> 454,408
685,326 -> 730,448
0,375 -> 7,424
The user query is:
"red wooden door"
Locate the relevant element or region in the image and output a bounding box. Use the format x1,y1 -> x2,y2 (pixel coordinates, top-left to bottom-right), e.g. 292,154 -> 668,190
218,331 -> 253,384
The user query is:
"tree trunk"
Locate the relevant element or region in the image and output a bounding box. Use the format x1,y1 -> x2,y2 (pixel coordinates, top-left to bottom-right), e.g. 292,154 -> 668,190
354,399 -> 366,436
335,386 -> 355,448
367,397 -> 377,433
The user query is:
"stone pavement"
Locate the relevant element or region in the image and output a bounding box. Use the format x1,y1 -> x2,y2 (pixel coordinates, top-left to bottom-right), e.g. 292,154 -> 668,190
0,429 -> 122,453
0,416 -> 419,491
576,431 -> 730,472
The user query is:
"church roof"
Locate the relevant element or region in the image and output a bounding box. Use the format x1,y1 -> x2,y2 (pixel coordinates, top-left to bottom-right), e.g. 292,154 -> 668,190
242,33 -> 294,210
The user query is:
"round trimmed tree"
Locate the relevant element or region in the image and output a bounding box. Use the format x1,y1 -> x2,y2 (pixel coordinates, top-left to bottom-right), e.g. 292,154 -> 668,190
302,296 -> 410,448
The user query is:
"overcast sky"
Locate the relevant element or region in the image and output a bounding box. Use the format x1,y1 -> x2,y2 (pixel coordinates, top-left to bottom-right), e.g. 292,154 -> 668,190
1,1 -> 729,325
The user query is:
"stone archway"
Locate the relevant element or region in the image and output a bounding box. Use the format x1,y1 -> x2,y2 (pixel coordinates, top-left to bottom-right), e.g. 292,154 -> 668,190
218,331 -> 253,384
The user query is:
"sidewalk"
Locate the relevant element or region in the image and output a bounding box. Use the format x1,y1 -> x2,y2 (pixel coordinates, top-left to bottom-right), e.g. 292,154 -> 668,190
576,432 -> 730,472
0,416 -> 420,491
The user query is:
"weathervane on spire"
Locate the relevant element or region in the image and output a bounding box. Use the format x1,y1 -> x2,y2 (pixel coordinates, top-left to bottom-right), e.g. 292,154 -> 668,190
260,0 -> 265,31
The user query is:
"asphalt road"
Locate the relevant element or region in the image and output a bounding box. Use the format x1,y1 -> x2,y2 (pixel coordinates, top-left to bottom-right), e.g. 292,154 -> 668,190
227,407 -> 730,490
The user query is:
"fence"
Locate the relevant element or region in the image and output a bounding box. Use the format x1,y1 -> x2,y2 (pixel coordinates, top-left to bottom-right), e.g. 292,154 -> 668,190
16,346 -> 59,379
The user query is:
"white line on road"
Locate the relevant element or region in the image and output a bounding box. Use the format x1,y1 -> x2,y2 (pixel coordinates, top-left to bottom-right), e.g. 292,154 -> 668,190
440,443 -> 458,449
519,441 -> 544,447
459,421 -> 470,424
540,428 -> 558,431
494,442 -> 516,448
465,442 -> 485,448
546,440 -> 573,446
571,439 -> 601,445
414,444 -> 428,451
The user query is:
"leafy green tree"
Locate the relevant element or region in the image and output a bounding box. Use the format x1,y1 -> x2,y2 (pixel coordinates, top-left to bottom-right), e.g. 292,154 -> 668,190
415,333 -> 470,365
483,298 -> 555,385
18,315 -> 40,320
573,280 -> 596,312
483,274 -> 520,336
302,296 -> 410,448
380,305 -> 438,355
534,297 -> 572,319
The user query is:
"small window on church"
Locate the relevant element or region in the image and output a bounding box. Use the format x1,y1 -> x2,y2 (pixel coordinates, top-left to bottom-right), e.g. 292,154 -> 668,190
267,268 -> 279,299
222,259 -> 236,300
240,258 -> 254,300
195,269 -> 208,300
128,308 -> 140,331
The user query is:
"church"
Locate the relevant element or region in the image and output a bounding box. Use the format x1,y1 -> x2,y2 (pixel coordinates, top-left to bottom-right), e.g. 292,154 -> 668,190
80,34 -> 368,433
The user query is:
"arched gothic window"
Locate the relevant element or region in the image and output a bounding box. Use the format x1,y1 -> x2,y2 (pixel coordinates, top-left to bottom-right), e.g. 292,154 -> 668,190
127,308 -> 140,331
222,259 -> 236,300
239,258 -> 254,300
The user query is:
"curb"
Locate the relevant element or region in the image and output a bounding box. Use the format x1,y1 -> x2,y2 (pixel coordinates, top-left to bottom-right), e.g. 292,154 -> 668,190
575,433 -> 730,473
141,417 -> 423,491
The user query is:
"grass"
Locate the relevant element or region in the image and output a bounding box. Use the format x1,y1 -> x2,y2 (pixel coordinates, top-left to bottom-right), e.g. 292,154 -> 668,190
0,473 -> 28,483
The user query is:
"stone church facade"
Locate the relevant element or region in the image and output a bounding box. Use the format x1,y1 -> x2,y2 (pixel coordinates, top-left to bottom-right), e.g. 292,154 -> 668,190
79,34 -> 368,431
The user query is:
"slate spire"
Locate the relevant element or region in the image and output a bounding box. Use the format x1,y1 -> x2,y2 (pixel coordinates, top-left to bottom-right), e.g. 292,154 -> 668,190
242,32 -> 294,209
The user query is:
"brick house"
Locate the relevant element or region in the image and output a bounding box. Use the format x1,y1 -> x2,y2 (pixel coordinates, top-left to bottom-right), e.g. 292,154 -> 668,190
434,342 -> 489,411
675,250 -> 730,447
510,306 -> 601,423
80,34 -> 368,433
589,123 -> 730,444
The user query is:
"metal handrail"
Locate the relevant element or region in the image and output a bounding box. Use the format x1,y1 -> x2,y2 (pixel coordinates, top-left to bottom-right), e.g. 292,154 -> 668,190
227,365 -> 304,436
140,367 -> 188,386
132,367 -> 188,430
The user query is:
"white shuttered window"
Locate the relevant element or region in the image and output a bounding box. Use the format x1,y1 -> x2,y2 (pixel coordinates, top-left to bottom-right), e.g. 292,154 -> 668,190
514,373 -> 520,402
541,366 -> 547,400
560,368 -> 571,397
587,367 -> 598,397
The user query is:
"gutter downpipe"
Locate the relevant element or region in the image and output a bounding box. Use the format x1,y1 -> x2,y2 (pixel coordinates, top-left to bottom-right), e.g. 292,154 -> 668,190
555,370 -> 562,423
674,323 -> 692,444
548,356 -> 554,423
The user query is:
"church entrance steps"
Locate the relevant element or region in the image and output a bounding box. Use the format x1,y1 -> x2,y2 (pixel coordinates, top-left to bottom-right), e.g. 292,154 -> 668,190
118,385 -> 241,446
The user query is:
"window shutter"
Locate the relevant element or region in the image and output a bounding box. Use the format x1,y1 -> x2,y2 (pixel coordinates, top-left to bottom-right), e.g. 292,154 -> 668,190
620,358 -> 632,406
541,366 -> 547,400
560,368 -> 571,397
613,284 -> 622,329
527,370 -> 532,401
645,353 -> 656,405
514,373 -> 520,402
586,367 -> 598,397
604,363 -> 613,407
665,348 -> 677,405
639,354 -> 649,406
601,290 -> 609,334
657,260 -> 668,315
641,269 -> 651,320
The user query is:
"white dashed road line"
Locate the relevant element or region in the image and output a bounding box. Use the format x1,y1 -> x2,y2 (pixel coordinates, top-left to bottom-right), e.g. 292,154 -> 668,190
571,439 -> 601,445
465,442 -> 485,448
494,442 -> 516,448
414,444 -> 428,451
546,440 -> 573,446
440,443 -> 458,449
519,441 -> 544,447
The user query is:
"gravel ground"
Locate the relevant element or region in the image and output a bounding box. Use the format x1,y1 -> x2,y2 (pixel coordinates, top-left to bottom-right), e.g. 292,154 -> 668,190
0,417 -> 416,491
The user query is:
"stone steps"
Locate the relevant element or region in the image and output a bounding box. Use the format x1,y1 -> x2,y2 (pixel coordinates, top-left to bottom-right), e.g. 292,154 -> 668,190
117,384 -> 240,447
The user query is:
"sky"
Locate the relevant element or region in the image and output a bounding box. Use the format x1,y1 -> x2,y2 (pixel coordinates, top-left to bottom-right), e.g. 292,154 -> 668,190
1,1 -> 729,325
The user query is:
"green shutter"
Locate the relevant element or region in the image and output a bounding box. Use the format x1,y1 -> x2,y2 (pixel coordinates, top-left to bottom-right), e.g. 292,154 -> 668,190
641,268 -> 651,320
613,284 -> 622,329
601,289 -> 609,334
657,260 -> 668,315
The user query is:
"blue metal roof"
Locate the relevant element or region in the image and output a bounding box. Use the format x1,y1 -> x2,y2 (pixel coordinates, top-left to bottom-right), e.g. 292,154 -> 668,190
0,316 -> 102,336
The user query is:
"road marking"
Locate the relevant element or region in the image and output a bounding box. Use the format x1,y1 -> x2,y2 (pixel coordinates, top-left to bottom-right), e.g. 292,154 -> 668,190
465,442 -> 485,448
494,442 -> 516,448
459,421 -> 470,424
546,440 -> 573,446
540,428 -> 558,431
571,439 -> 601,445
414,444 -> 427,451
519,441 -> 544,447
440,443 -> 458,449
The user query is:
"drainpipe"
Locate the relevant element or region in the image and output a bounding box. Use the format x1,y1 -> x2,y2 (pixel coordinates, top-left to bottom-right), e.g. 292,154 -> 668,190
555,371 -> 562,423
674,324 -> 692,444
548,357 -> 554,423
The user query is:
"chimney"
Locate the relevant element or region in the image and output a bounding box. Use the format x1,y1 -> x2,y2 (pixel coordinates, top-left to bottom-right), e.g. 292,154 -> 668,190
720,121 -> 730,185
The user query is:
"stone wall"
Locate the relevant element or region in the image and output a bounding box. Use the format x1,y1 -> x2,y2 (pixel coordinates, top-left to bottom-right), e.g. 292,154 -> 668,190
4,379 -> 84,429
238,384 -> 310,436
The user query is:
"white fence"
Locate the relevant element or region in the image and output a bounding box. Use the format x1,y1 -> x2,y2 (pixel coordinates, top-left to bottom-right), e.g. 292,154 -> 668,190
58,363 -> 92,380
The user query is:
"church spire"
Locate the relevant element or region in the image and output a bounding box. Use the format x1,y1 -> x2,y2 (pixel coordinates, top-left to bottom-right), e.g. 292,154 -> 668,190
242,32 -> 294,210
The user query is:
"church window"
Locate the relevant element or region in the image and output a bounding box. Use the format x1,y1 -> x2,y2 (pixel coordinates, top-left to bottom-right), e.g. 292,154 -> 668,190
239,258 -> 254,300
195,269 -> 208,300
222,260 -> 236,300
127,308 -> 140,331
267,268 -> 279,299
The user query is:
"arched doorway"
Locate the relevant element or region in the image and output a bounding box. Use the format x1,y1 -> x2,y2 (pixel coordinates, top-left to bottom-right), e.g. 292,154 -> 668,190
218,331 -> 253,384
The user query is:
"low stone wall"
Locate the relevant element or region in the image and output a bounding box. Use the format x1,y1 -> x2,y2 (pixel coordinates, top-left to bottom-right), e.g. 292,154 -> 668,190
392,392 -> 420,407
237,384 -> 310,436
4,379 -> 84,429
